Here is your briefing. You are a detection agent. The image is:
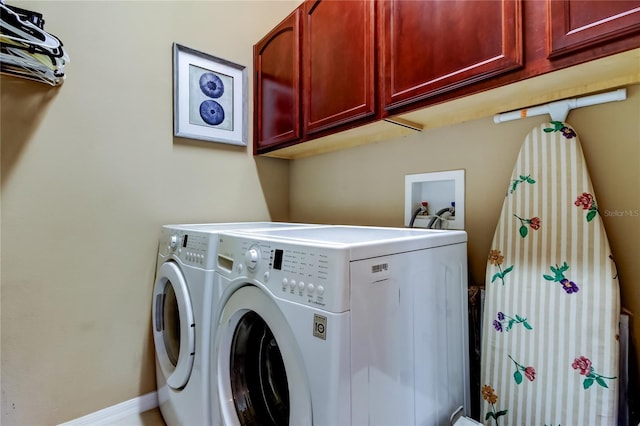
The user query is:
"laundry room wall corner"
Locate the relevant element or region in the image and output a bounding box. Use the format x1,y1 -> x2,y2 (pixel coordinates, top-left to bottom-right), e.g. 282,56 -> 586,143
255,156 -> 291,222
0,1 -> 296,425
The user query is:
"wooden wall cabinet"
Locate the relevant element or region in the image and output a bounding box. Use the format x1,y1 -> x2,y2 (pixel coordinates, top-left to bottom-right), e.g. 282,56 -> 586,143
303,0 -> 377,135
254,0 -> 376,155
379,0 -> 523,111
548,0 -> 640,58
254,9 -> 302,153
254,0 -> 640,157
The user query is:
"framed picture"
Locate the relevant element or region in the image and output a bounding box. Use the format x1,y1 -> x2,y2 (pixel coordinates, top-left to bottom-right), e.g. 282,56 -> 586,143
173,43 -> 247,146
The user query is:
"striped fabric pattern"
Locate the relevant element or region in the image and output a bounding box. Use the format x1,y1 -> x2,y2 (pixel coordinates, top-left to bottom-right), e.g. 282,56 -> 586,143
480,122 -> 620,425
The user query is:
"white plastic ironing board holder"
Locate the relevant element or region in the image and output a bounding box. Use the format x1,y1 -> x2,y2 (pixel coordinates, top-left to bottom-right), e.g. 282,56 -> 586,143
493,88 -> 627,123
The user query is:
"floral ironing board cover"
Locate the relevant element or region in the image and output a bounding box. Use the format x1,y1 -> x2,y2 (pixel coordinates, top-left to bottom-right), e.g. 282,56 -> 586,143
480,122 -> 620,425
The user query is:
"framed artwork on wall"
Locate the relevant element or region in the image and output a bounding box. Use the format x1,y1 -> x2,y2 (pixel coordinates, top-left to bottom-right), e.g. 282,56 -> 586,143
173,43 -> 247,146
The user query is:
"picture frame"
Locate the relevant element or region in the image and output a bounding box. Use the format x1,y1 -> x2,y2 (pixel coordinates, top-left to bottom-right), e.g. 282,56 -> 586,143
173,43 -> 247,146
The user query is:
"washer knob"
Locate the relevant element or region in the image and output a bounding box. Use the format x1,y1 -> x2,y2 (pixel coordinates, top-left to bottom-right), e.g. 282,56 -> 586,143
244,247 -> 260,269
169,235 -> 179,251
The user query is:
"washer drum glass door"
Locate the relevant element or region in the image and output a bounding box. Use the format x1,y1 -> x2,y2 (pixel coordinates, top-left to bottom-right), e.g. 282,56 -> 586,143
217,286 -> 312,425
152,261 -> 195,389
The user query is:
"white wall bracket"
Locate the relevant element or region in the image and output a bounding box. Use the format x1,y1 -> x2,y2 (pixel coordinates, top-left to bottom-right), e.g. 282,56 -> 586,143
493,88 -> 627,123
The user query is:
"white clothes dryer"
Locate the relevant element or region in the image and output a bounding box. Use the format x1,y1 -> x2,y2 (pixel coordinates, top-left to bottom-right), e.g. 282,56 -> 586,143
212,225 -> 473,425
152,222 -> 321,426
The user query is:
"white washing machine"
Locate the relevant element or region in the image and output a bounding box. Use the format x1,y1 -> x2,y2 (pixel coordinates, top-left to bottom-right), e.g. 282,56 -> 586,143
211,225 -> 474,425
151,222 -> 322,426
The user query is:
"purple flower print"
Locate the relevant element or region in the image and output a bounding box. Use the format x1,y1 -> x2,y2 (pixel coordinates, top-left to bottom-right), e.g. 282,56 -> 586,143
560,278 -> 579,294
543,262 -> 580,295
561,127 -> 577,138
493,311 -> 532,333
544,121 -> 576,139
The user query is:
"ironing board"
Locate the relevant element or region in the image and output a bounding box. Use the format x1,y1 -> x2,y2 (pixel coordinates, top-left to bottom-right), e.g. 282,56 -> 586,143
480,122 -> 620,425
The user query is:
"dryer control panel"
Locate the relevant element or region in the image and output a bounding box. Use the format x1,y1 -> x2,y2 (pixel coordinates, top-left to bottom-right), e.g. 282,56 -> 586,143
216,234 -> 350,313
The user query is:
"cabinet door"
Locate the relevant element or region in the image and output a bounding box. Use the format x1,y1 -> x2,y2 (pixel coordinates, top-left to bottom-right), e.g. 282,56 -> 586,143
303,0 -> 376,135
548,0 -> 640,58
254,9 -> 301,153
380,0 -> 523,110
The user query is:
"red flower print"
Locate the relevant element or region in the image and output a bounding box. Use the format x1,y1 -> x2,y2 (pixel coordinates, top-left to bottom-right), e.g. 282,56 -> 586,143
574,193 -> 594,210
508,355 -> 536,384
572,356 -> 592,375
525,366 -> 536,381
513,215 -> 542,238
572,356 -> 617,389
575,192 -> 599,222
529,217 -> 541,230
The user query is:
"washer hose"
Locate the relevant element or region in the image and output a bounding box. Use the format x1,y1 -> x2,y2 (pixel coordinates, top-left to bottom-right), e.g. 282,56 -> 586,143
409,202 -> 428,228
427,206 -> 455,229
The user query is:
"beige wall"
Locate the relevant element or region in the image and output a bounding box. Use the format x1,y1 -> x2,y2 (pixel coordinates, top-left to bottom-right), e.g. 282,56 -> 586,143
0,1 -> 294,424
290,85 -> 640,382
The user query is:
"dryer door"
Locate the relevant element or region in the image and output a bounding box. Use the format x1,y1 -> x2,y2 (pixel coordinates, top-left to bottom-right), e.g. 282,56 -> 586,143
215,285 -> 312,426
152,261 -> 195,389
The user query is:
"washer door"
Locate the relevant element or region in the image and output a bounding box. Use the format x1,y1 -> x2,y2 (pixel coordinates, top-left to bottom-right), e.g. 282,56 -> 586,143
152,261 -> 195,389
216,286 -> 312,426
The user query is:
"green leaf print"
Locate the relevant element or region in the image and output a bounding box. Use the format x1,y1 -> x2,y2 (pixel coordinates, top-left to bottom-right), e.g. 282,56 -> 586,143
514,370 -> 523,384
519,225 -> 528,238
514,214 -> 541,238
510,174 -> 536,194
573,356 -> 616,390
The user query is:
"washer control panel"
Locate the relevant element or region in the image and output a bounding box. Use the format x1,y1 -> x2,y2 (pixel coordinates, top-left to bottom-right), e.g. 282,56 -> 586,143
217,234 -> 349,313
158,228 -> 217,269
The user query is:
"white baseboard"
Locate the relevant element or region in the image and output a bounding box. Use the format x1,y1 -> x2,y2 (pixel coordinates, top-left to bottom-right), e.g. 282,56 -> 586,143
57,391 -> 158,426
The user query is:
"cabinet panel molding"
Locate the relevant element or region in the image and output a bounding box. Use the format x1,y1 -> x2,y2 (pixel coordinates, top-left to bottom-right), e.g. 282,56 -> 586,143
381,0 -> 523,110
548,0 -> 640,58
254,9 -> 302,153
303,0 -> 376,135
